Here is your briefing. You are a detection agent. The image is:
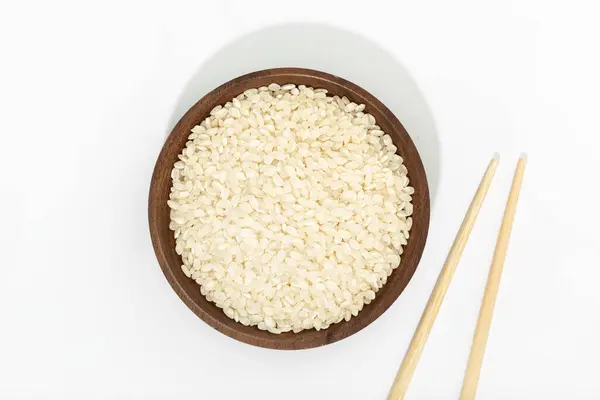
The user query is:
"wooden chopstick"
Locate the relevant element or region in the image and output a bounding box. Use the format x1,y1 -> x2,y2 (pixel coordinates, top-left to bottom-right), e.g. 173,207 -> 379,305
387,155 -> 499,400
459,155 -> 527,400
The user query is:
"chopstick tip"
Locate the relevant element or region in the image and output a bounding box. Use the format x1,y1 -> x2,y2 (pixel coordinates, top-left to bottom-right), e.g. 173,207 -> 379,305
492,152 -> 500,161
519,152 -> 528,161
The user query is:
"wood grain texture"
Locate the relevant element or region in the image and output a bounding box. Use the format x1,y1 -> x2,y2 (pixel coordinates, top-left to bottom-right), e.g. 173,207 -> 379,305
148,68 -> 430,350
387,156 -> 499,399
460,156 -> 526,400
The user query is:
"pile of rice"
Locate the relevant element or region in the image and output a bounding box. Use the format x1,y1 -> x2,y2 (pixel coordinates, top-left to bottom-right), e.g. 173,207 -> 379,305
168,83 -> 413,334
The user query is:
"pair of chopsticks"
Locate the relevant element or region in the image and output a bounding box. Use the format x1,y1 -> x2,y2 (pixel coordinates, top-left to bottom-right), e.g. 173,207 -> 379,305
387,154 -> 526,400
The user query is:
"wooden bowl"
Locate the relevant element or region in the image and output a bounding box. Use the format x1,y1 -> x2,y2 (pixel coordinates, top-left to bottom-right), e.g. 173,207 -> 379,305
149,68 -> 430,349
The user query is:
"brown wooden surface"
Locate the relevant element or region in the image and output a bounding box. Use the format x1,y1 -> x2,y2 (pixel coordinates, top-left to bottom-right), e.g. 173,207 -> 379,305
148,68 -> 430,350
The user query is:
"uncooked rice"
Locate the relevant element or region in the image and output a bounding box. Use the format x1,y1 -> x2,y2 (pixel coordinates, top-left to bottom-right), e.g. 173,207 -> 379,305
168,83 -> 413,334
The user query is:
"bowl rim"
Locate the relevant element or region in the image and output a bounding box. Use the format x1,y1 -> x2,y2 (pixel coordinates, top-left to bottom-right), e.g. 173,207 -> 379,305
149,67 -> 430,349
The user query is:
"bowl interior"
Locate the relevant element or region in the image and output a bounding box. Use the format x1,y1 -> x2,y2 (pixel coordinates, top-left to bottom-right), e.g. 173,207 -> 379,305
149,68 -> 430,349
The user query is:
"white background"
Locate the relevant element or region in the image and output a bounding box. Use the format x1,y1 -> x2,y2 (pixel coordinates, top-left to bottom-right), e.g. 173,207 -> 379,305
1,0 -> 599,399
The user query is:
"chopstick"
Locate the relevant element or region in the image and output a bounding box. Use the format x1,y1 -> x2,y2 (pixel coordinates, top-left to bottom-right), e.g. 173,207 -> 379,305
459,155 -> 527,400
387,155 -> 499,400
